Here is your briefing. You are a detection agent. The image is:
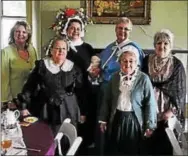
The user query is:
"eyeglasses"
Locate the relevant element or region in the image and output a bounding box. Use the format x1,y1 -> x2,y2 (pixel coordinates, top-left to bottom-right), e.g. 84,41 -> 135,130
117,26 -> 131,31
53,47 -> 66,51
120,59 -> 136,64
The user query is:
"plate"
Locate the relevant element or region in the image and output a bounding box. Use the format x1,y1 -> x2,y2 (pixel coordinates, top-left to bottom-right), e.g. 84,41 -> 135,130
19,122 -> 31,127
23,117 -> 38,123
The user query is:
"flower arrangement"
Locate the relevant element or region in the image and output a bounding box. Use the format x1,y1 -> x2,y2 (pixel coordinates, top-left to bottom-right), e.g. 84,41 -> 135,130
49,7 -> 93,36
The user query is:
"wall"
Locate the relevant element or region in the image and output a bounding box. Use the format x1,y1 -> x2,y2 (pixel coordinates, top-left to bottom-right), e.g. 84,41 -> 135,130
40,1 -> 187,50
40,1 -> 187,101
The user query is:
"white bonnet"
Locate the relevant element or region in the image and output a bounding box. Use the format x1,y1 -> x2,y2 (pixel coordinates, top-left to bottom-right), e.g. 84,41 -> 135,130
118,45 -> 139,64
62,16 -> 85,37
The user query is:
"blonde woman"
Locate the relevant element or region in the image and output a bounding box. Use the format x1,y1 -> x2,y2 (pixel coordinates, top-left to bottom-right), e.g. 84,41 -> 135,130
1,21 -> 38,105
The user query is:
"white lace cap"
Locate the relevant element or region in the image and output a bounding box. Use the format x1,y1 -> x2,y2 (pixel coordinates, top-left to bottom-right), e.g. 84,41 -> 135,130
118,45 -> 139,65
62,16 -> 85,37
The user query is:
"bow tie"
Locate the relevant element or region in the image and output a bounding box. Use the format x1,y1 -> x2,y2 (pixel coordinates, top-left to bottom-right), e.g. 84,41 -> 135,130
123,76 -> 132,81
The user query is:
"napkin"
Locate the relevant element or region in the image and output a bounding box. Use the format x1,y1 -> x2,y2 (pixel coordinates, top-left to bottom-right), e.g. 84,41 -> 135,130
3,123 -> 28,155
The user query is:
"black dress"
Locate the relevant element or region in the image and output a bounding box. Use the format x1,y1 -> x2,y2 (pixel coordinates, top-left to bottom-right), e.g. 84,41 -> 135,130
67,42 -> 99,150
67,42 -> 95,115
18,58 -> 83,134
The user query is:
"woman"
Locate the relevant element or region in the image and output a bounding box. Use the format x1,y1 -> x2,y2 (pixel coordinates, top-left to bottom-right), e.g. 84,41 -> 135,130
142,29 -> 186,155
98,49 -> 157,155
1,21 -> 38,104
64,17 -> 98,149
17,36 -> 83,134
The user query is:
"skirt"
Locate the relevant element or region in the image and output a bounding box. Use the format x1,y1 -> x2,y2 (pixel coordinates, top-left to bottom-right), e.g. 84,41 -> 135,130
108,110 -> 142,155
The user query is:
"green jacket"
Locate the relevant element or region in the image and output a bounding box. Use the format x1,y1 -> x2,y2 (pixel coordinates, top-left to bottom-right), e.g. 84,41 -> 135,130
1,44 -> 38,102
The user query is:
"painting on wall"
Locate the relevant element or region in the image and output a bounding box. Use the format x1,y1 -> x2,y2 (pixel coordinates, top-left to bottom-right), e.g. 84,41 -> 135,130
82,0 -> 151,25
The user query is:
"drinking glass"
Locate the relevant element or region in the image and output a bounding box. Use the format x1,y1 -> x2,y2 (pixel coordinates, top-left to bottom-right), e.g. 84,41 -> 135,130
1,131 -> 12,155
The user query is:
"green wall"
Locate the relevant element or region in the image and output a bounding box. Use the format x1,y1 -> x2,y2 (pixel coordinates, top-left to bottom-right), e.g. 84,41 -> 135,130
40,1 -> 187,101
41,1 -> 187,50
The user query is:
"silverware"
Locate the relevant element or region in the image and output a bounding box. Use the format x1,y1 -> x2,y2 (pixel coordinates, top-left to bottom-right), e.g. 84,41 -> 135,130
13,147 -> 41,152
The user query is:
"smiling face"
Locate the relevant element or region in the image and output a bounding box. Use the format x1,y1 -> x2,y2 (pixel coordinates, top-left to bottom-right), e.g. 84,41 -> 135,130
14,25 -> 28,45
120,51 -> 137,74
67,21 -> 82,41
155,39 -> 171,58
51,40 -> 68,64
115,22 -> 131,43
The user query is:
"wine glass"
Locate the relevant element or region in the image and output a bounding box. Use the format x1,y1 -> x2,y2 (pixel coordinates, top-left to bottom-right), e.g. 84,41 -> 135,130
1,130 -> 12,155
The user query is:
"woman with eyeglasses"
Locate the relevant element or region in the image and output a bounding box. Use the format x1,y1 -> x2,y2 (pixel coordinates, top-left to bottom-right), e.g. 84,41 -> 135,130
98,49 -> 157,155
17,36 -> 83,135
1,21 -> 38,108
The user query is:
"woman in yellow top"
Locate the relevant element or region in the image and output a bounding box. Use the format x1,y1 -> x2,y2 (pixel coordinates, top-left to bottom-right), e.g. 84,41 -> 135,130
1,21 -> 38,103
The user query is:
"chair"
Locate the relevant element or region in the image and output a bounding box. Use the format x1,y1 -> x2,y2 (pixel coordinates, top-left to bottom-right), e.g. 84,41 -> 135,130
54,118 -> 82,156
165,116 -> 188,155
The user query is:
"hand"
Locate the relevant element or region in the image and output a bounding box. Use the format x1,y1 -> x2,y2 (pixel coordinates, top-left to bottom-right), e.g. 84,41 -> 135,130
100,123 -> 107,133
144,129 -> 153,138
21,109 -> 30,117
80,115 -> 86,124
163,110 -> 174,121
89,67 -> 100,78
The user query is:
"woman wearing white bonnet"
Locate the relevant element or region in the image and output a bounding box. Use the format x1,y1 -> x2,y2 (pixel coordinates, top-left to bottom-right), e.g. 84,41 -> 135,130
98,49 -> 157,155
117,44 -> 140,66
54,8 -> 98,150
142,29 -> 186,155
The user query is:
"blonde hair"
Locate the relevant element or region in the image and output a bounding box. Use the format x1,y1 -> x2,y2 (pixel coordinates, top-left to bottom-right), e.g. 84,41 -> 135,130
9,21 -> 32,49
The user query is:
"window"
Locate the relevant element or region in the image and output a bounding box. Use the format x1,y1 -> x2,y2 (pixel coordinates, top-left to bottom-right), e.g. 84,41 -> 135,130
1,1 -> 26,48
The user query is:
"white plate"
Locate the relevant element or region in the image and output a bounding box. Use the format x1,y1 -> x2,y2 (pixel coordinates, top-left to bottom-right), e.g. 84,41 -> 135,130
23,117 -> 38,123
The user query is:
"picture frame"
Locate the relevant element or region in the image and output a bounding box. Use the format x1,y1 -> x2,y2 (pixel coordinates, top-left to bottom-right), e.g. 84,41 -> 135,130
81,0 -> 151,25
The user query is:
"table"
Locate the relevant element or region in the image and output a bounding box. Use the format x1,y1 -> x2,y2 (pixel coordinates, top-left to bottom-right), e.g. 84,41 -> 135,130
21,121 -> 55,156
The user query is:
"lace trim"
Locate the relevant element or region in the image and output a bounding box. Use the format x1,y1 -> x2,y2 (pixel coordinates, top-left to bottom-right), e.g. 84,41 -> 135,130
119,67 -> 138,90
44,57 -> 74,74
148,54 -> 174,82
69,39 -> 84,52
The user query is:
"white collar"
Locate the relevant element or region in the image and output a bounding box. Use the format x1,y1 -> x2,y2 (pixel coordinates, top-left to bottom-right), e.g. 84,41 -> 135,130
70,38 -> 84,46
69,39 -> 84,52
119,68 -> 138,87
44,57 -> 74,74
116,39 -> 131,47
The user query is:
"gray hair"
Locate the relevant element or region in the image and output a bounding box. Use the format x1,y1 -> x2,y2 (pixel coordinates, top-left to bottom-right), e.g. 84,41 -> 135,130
47,36 -> 70,57
8,21 -> 32,49
116,17 -> 133,31
153,29 -> 174,48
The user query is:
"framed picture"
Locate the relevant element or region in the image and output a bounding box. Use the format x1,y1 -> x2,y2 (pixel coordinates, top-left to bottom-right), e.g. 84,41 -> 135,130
81,0 -> 151,25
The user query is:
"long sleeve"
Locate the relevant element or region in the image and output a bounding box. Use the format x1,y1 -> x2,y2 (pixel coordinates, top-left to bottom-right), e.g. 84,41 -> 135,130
74,65 -> 87,115
98,81 -> 112,122
18,60 -> 41,109
1,49 -> 11,102
172,60 -> 186,114
143,75 -> 157,130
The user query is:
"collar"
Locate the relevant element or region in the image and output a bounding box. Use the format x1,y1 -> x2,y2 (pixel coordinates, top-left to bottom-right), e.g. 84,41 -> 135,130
116,39 -> 131,47
119,68 -> 138,86
69,39 -> 84,52
112,39 -> 131,52
70,38 -> 84,46
44,57 -> 74,74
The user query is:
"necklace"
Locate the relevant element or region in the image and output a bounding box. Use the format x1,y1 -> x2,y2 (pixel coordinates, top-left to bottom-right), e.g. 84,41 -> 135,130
17,49 -> 30,62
